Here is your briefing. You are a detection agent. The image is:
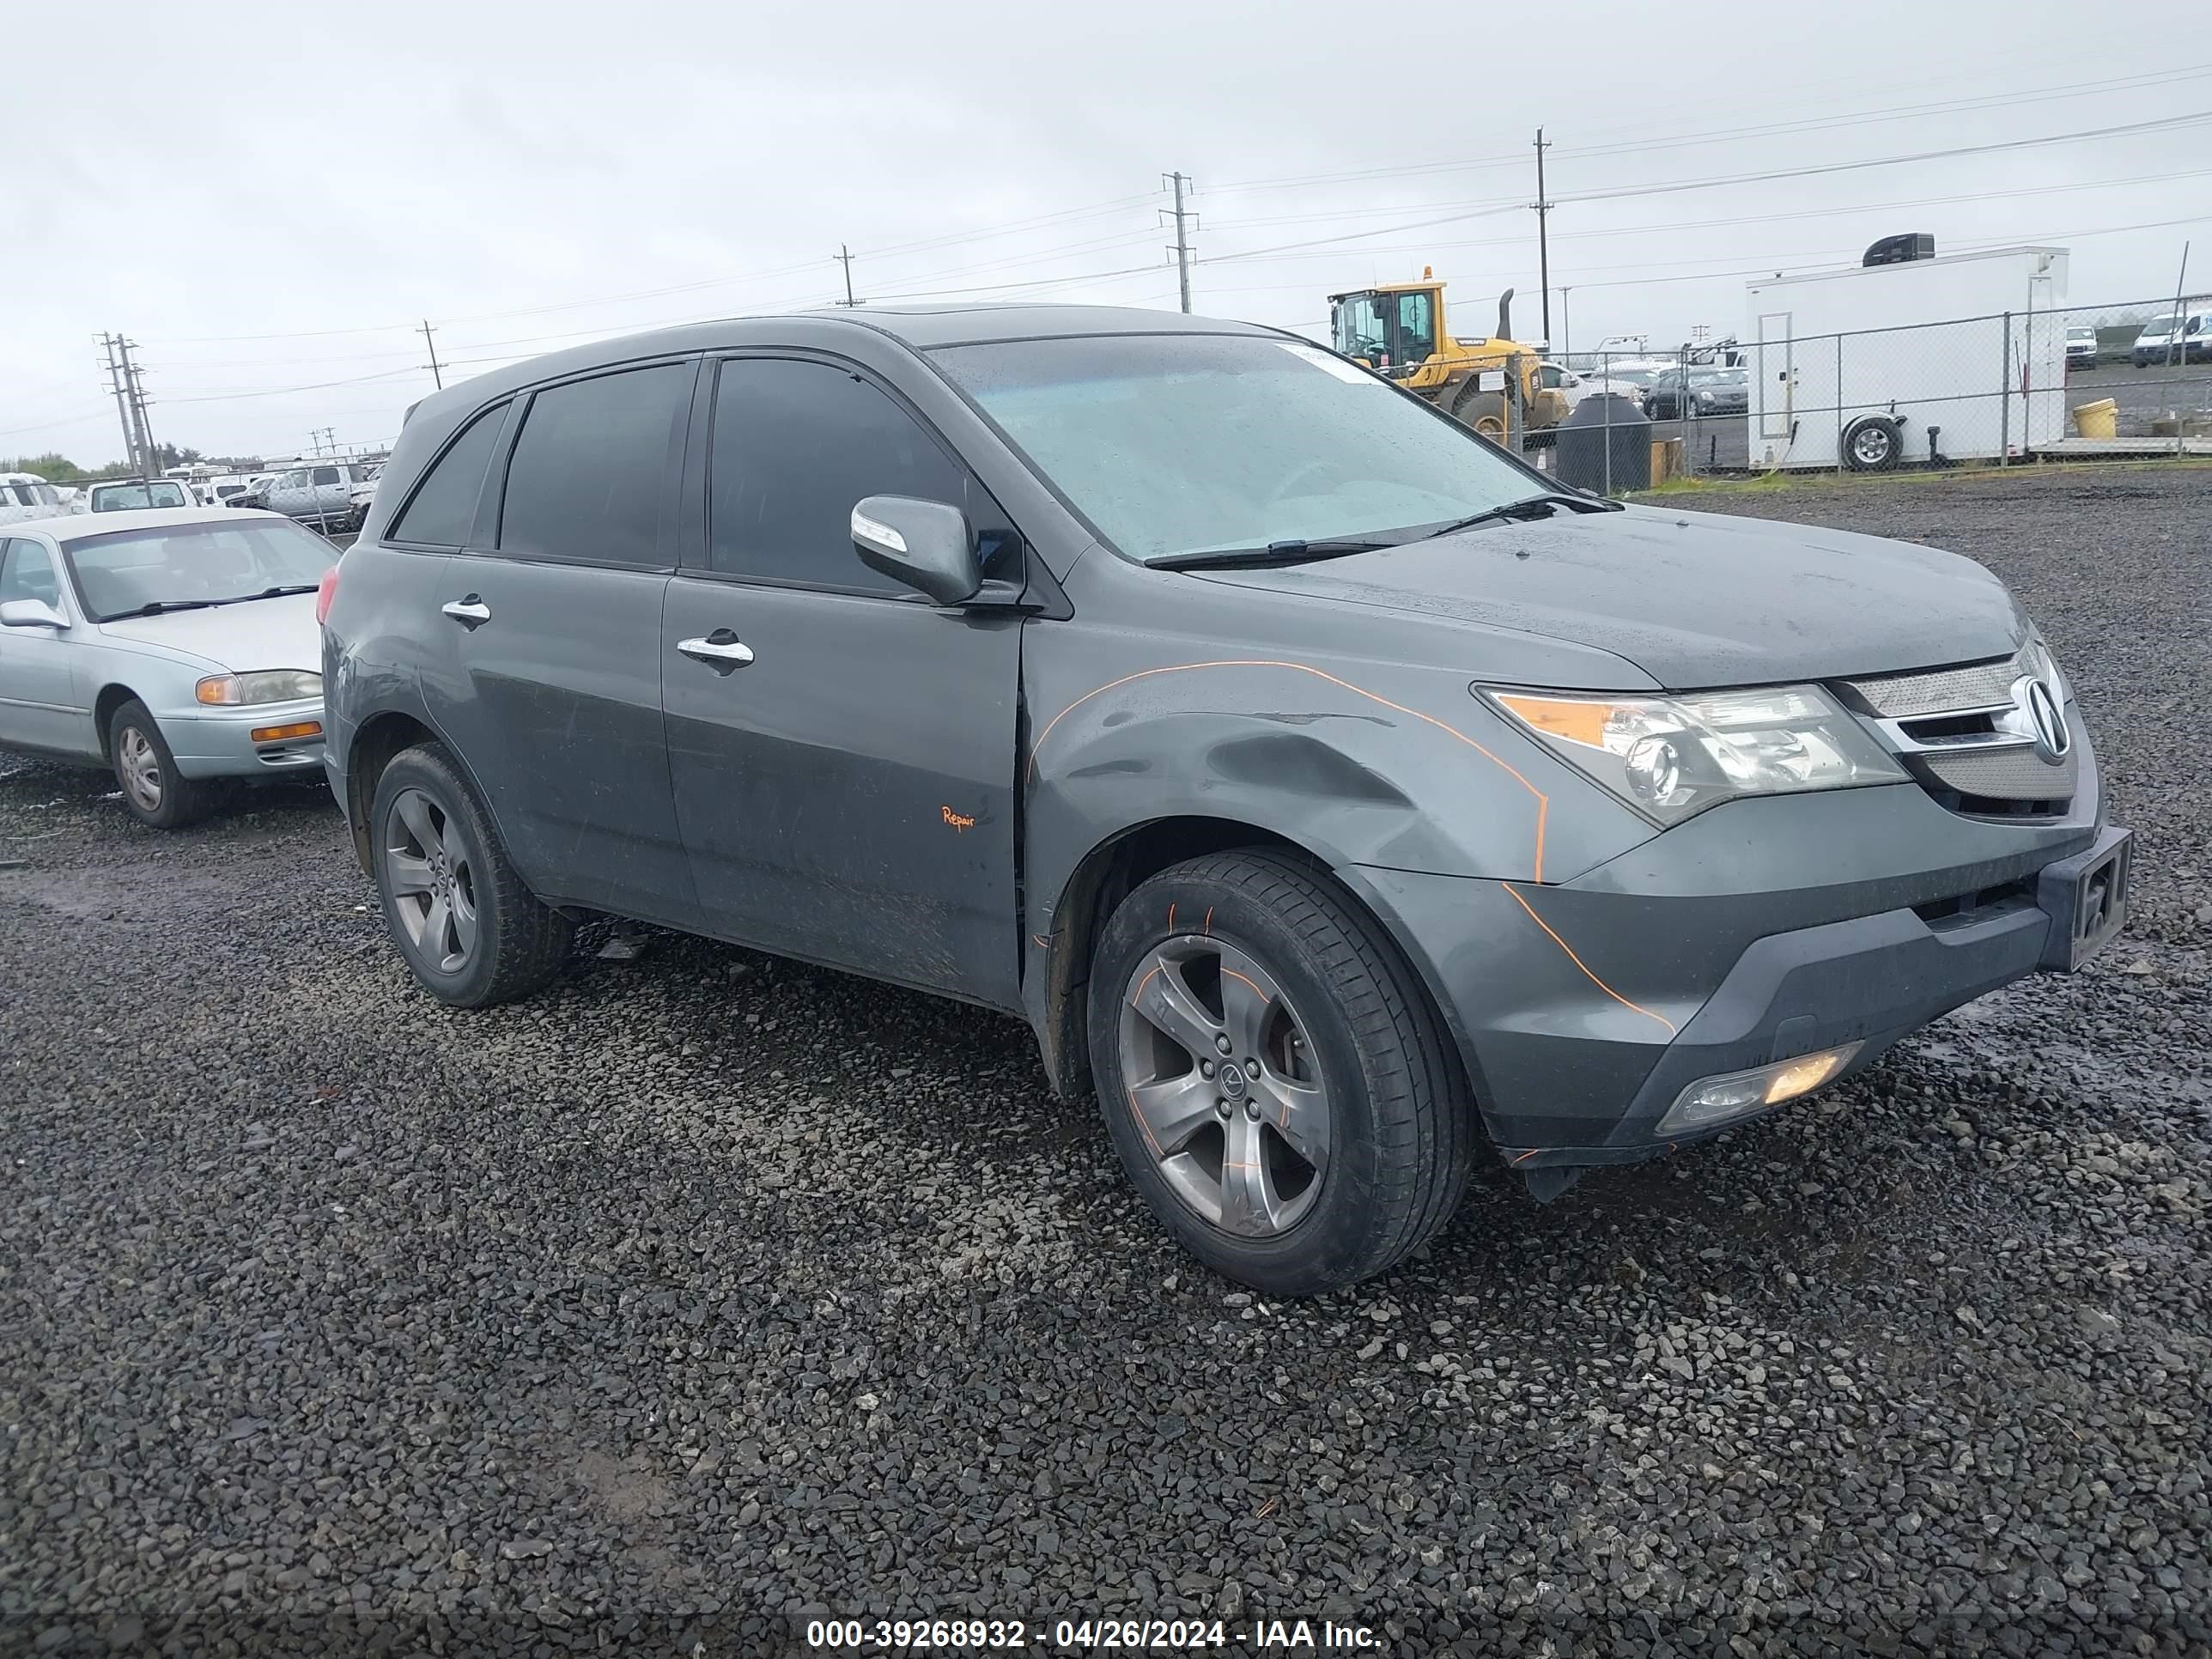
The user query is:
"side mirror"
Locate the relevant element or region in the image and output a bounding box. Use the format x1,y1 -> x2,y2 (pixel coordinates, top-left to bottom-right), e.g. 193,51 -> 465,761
0,599 -> 65,630
851,495 -> 981,606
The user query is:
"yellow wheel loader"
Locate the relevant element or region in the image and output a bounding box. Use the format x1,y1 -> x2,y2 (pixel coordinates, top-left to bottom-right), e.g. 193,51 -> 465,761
1327,272 -> 1567,446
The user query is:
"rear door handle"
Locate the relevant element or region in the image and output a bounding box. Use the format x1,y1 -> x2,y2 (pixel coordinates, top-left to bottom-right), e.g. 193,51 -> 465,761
677,630 -> 754,671
441,597 -> 490,627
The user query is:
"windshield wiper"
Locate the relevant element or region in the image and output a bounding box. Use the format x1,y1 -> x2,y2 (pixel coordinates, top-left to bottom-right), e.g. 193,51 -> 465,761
103,599 -> 219,619
234,584 -> 319,600
1418,492 -> 1624,540
1152,538 -> 1399,571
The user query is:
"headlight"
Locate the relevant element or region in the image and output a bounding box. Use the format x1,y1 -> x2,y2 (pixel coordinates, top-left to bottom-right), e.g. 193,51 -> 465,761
196,670 -> 322,706
1485,684 -> 1906,825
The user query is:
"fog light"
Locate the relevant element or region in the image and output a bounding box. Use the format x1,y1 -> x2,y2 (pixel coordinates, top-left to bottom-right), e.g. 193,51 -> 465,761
249,720 -> 323,743
1657,1042 -> 1863,1135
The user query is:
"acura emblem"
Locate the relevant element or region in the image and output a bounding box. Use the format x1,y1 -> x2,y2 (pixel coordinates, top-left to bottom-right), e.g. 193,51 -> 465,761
2020,678 -> 2069,764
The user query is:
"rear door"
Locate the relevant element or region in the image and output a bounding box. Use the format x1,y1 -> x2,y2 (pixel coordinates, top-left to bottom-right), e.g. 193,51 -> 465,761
660,354 -> 1024,1006
421,359 -> 699,923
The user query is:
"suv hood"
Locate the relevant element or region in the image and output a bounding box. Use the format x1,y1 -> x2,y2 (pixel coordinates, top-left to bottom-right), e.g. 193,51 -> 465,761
1190,504 -> 2023,687
94,591 -> 321,672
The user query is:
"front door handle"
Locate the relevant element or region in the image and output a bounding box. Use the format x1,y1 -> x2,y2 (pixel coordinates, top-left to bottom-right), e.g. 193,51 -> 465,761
441,597 -> 491,628
677,629 -> 754,671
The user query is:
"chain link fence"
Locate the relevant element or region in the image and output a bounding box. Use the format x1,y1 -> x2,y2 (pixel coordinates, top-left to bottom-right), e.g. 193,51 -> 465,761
1531,295 -> 2212,494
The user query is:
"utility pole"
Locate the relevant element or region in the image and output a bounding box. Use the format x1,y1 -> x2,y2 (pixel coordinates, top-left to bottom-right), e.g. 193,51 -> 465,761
420,319 -> 444,390
100,334 -> 142,477
118,338 -> 159,477
836,245 -> 859,307
1532,128 -> 1553,349
1163,172 -> 1195,314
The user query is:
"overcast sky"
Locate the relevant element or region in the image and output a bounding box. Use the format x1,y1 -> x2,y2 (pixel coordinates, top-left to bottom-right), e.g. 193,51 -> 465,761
6,0 -> 2208,464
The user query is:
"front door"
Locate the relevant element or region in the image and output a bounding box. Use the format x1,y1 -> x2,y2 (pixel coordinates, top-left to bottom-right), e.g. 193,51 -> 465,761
661,355 -> 1024,1008
421,358 -> 700,923
0,537 -> 90,756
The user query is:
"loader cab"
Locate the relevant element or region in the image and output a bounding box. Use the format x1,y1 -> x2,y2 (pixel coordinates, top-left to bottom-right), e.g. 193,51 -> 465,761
1331,283 -> 1443,375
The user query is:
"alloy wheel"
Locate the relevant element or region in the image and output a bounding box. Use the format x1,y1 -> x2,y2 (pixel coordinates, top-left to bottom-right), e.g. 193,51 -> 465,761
118,726 -> 163,812
384,787 -> 480,975
1117,936 -> 1330,1237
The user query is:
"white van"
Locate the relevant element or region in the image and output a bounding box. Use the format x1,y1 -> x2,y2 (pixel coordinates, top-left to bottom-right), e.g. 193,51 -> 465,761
2131,308 -> 2209,368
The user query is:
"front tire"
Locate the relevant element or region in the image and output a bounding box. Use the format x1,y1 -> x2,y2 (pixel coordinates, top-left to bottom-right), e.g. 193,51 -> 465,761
108,699 -> 217,830
368,742 -> 572,1006
1449,380 -> 1510,442
1087,850 -> 1469,1296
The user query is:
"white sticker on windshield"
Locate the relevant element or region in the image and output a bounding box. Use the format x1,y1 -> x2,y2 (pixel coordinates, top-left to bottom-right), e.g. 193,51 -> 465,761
1276,341 -> 1380,385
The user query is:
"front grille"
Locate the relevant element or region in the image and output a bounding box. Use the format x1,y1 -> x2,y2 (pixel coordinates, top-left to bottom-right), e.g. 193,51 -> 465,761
1918,743 -> 2077,804
1839,647 -> 2074,821
1844,654 -> 2017,718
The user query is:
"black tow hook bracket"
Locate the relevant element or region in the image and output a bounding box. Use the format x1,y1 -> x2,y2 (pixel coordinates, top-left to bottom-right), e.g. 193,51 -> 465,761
1522,1164 -> 1585,1205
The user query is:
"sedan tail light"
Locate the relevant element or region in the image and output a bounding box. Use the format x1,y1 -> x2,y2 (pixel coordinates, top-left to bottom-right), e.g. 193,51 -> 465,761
315,561 -> 341,627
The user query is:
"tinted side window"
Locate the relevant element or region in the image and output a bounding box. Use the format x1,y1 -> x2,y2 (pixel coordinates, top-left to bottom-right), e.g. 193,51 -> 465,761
499,363 -> 689,567
389,403 -> 507,546
708,357 -> 1016,591
311,465 -> 340,486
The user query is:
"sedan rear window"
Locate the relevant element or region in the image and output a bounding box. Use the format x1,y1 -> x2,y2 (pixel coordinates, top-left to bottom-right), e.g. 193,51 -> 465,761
64,519 -> 337,621
933,333 -> 1534,563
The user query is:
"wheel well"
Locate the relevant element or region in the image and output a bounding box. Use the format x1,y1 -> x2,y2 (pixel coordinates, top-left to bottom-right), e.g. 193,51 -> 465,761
92,684 -> 140,759
1035,817 -> 1310,1100
343,712 -> 436,872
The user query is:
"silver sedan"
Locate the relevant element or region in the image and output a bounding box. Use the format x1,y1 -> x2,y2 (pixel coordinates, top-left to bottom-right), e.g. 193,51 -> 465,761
0,507 -> 333,828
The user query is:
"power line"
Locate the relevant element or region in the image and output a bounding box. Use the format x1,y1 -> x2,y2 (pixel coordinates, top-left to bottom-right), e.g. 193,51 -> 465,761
1203,111 -> 2212,268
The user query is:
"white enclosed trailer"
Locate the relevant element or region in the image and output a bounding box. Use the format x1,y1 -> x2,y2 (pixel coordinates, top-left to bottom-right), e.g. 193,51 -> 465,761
1745,246 -> 2068,471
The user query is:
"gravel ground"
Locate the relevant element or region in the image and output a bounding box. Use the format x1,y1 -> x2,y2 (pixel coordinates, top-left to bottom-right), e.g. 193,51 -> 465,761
3,465 -> 2209,1657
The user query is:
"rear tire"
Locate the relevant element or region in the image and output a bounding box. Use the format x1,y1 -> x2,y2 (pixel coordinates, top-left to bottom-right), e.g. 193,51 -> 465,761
1087,850 -> 1469,1296
368,742 -> 573,1006
108,699 -> 218,830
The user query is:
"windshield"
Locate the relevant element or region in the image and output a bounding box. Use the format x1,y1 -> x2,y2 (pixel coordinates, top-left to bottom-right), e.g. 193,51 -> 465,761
933,332 -> 1538,563
91,481 -> 190,511
63,518 -> 337,620
2141,315 -> 2182,337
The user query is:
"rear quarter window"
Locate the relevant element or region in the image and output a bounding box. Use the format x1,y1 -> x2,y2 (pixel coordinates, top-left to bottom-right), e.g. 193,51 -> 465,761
388,404 -> 508,546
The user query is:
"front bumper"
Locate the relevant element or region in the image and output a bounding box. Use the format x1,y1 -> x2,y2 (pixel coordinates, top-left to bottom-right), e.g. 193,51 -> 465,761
1346,713 -> 2124,1168
161,696 -> 327,781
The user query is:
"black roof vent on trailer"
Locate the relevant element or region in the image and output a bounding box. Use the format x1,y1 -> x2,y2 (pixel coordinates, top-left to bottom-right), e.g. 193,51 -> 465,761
1863,233 -> 1936,267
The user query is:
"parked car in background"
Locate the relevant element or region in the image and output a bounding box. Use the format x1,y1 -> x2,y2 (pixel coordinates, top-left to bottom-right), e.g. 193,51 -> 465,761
0,472 -> 72,526
1642,366 -> 1751,420
322,303 -> 2129,1295
2130,309 -> 2209,367
262,462 -> 362,526
1580,363 -> 1665,402
344,468 -> 380,532
2065,326 -> 2099,369
0,506 -> 332,827
208,473 -> 265,506
86,478 -> 195,514
1535,361 -> 1615,412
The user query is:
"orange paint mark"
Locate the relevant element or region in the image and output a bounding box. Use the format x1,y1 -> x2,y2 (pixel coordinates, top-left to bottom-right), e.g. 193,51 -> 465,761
1127,1089 -> 1163,1158
1031,933 -> 1050,950
1167,902 -> 1176,933
940,805 -> 976,832
1222,968 -> 1268,1008
1128,963 -> 1161,1009
1024,659 -> 1553,882
1202,907 -> 1213,937
1514,1148 -> 1540,1165
1503,884 -> 1677,1038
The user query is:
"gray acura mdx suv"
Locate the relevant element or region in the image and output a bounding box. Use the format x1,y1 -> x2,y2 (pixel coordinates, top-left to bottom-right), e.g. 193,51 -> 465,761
319,305 -> 2129,1295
